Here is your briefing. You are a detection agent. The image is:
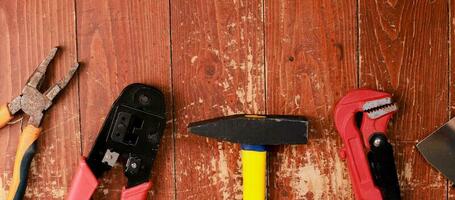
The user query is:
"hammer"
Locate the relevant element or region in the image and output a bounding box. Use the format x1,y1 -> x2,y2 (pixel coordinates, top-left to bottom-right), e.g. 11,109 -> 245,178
188,114 -> 308,200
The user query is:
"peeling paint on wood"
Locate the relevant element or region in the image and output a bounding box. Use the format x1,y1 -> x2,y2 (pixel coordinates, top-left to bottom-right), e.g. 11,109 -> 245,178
171,0 -> 265,199
0,0 -> 80,199
266,0 -> 356,199
360,0 -> 448,199
0,0 -> 454,199
77,0 -> 173,199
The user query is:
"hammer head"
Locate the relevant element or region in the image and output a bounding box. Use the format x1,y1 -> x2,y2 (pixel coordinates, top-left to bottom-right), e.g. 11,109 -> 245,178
188,114 -> 309,145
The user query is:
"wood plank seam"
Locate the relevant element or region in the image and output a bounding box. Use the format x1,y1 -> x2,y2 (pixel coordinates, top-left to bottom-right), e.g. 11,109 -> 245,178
73,0 -> 83,161
448,0 -> 451,199
168,0 -> 178,199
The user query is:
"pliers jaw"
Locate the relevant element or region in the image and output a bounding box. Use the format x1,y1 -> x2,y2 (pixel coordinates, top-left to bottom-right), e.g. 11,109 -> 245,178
6,47 -> 79,127
334,89 -> 400,200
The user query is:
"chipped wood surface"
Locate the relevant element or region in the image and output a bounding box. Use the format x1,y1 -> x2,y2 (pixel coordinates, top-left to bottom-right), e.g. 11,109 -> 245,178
0,0 -> 453,199
171,0 -> 265,199
0,0 -> 80,199
449,0 -> 455,198
265,0 -> 357,199
76,0 -> 173,199
360,0 -> 448,199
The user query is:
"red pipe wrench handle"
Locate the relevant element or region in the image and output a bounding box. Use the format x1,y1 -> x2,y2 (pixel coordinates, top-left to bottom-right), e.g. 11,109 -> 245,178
336,112 -> 383,199
121,182 -> 152,200
340,138 -> 382,200
67,157 -> 99,200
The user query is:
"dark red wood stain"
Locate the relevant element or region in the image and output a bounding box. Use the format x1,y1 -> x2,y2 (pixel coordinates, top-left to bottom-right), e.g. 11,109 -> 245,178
0,0 -> 452,199
171,0 -> 265,199
360,0 -> 448,199
0,0 -> 80,199
76,1 -> 173,199
265,0 -> 357,199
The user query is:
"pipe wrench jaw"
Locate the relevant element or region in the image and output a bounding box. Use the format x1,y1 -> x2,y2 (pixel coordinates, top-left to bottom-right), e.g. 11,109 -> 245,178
335,89 -> 397,148
361,110 -> 395,148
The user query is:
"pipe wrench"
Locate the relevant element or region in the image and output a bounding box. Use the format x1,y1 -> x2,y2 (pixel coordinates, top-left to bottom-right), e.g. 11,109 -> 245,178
334,89 -> 401,200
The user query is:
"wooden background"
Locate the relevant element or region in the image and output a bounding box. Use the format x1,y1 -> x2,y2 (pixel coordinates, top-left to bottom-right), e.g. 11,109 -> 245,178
0,0 -> 451,199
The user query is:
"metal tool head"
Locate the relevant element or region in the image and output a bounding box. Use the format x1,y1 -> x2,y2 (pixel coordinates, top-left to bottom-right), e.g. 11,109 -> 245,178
417,117 -> 455,183
188,114 -> 308,145
335,89 -> 398,148
335,89 -> 397,120
25,47 -> 58,90
86,83 -> 166,188
7,47 -> 80,127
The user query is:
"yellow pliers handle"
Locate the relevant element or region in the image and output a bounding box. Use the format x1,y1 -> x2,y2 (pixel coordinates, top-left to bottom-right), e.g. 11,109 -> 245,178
8,125 -> 41,200
1,104 -> 42,200
0,104 -> 13,128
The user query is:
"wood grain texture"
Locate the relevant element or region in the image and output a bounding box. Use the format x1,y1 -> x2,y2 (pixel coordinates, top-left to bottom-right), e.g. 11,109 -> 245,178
265,0 -> 357,199
171,0 -> 265,199
0,0 -> 80,199
450,0 -> 455,198
76,0 -> 173,199
0,0 -> 452,199
360,0 -> 448,199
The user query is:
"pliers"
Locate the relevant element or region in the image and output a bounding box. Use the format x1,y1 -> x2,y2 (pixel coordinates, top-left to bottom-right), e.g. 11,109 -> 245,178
67,83 -> 165,200
0,47 -> 79,200
334,89 -> 401,200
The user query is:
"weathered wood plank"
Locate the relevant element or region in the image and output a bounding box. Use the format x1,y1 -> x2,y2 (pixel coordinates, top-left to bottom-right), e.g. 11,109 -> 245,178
171,0 -> 265,199
360,0 -> 448,199
0,0 -> 80,199
449,0 -> 455,198
76,0 -> 173,199
265,0 -> 357,199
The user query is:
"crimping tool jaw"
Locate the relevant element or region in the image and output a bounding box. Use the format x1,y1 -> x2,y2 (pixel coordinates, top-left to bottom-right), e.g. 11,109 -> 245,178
6,48 -> 79,127
68,84 -> 165,200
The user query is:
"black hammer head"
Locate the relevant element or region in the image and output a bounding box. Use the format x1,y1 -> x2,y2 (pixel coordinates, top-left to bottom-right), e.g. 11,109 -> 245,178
188,114 -> 309,145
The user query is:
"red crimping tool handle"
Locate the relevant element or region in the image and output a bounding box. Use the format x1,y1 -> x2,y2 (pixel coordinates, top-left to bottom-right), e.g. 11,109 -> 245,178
67,158 -> 99,200
67,158 -> 152,200
121,182 -> 152,200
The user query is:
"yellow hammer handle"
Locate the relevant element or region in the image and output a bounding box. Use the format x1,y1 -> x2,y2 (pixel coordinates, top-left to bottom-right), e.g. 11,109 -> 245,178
0,104 -> 13,128
242,149 -> 267,200
7,125 -> 42,200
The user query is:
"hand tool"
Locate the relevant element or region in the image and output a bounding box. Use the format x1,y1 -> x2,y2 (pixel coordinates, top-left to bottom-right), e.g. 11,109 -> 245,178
67,83 -> 165,200
188,114 -> 308,200
417,117 -> 455,183
0,47 -> 79,200
334,89 -> 400,200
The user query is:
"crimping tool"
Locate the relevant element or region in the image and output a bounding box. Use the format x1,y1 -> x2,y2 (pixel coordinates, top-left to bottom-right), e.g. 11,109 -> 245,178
0,47 -> 79,200
67,83 -> 166,200
334,89 -> 401,200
